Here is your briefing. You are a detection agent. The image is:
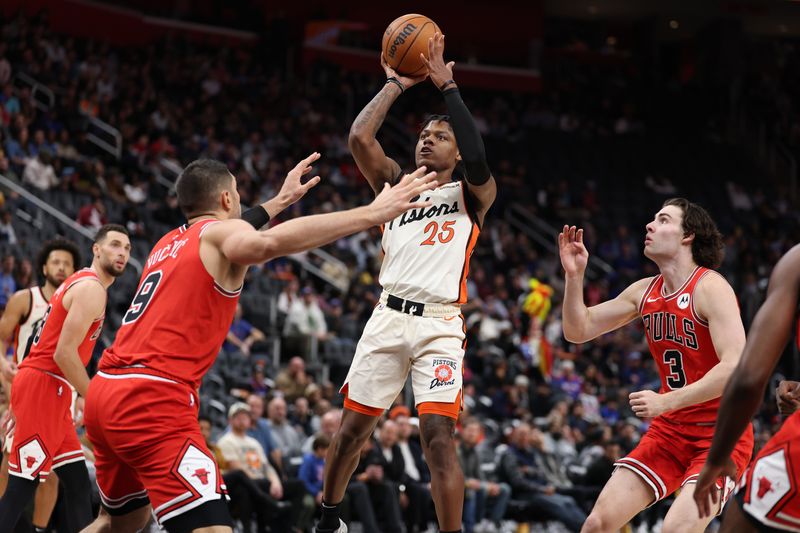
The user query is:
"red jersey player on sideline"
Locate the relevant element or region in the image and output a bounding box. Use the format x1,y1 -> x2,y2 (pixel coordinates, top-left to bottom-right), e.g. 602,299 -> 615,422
80,154 -> 438,533
694,244 -> 800,532
0,225 -> 131,532
559,198 -> 753,533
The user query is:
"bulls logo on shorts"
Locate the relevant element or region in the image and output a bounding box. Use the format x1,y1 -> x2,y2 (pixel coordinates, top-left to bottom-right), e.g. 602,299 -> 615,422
17,437 -> 47,478
175,443 -> 218,497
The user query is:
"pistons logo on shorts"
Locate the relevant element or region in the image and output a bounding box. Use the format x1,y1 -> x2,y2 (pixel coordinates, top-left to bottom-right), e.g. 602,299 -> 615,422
430,358 -> 457,389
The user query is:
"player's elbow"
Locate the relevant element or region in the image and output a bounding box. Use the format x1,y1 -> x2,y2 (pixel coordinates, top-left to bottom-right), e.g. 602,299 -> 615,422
348,130 -> 373,152
562,326 -> 587,344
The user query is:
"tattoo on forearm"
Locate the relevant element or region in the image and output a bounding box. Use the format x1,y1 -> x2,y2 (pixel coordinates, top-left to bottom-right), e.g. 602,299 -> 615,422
352,86 -> 398,137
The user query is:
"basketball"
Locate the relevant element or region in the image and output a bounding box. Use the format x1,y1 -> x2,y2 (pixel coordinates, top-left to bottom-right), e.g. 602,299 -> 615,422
381,14 -> 442,76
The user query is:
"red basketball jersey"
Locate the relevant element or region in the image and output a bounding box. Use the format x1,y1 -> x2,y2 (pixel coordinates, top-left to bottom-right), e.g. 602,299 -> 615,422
100,220 -> 241,388
639,266 -> 724,425
21,269 -> 105,376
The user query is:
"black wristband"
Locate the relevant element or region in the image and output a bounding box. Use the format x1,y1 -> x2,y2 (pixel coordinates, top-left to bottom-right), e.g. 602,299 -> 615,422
439,79 -> 456,91
241,205 -> 270,229
386,77 -> 405,93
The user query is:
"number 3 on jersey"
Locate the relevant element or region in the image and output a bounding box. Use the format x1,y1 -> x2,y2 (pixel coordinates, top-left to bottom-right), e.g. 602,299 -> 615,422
663,349 -> 687,389
420,220 -> 456,246
123,271 -> 163,325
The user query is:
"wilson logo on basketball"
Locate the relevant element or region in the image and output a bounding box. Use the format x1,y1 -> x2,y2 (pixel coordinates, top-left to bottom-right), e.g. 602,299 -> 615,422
387,23 -> 417,58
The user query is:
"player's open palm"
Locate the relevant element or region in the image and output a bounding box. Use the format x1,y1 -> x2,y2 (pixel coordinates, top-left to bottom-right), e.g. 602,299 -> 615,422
369,166 -> 437,224
559,225 -> 589,277
381,54 -> 427,89
278,152 -> 322,206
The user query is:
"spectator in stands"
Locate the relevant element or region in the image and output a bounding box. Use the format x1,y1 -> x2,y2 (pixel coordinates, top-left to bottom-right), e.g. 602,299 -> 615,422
217,402 -> 298,533
266,395 -> 303,460
302,408 -> 341,454
5,127 -> 29,173
275,356 -> 311,403
283,286 -> 327,357
22,147 -> 57,191
14,257 -> 31,289
224,303 -> 266,357
245,394 -> 281,468
76,193 -> 107,230
353,437 -> 403,533
551,360 -> 583,400
496,423 -> 586,532
298,434 -> 330,505
0,210 -> 16,245
0,254 -> 16,308
277,278 -> 300,314
290,396 -> 315,437
583,440 -> 621,489
459,417 -> 511,533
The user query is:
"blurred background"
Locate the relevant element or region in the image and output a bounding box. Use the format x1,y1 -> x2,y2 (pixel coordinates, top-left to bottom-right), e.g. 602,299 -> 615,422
0,0 -> 798,531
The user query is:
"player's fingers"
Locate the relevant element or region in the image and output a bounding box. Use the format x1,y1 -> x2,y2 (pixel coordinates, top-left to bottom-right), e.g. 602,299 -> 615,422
576,228 -> 584,243
408,199 -> 433,210
447,61 -> 455,70
419,52 -> 430,68
303,176 -> 321,190
403,166 -> 429,182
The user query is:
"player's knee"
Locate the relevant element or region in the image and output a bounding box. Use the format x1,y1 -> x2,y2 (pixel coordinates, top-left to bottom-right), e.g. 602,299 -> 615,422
581,510 -> 609,533
420,427 -> 457,473
334,423 -> 370,455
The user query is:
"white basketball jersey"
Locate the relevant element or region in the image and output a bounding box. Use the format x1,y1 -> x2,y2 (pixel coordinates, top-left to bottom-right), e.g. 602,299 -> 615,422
14,287 -> 49,364
380,180 -> 480,304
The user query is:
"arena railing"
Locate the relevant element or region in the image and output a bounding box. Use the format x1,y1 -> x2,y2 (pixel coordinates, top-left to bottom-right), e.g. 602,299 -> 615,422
86,116 -> 123,160
506,202 -> 613,280
12,72 -> 55,112
1,174 -> 143,274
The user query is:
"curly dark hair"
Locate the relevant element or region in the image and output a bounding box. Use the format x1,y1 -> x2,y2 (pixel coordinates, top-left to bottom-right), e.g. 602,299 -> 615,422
663,198 -> 724,269
35,239 -> 82,281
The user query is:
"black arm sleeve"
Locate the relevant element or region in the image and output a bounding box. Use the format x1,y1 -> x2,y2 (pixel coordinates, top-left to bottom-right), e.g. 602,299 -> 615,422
241,205 -> 270,229
443,87 -> 491,186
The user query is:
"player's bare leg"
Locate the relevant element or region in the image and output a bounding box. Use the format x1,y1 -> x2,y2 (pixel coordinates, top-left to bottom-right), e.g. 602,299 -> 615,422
419,414 -> 463,532
718,496 -> 759,533
582,468 -> 655,533
322,409 -> 381,504
190,527 -> 232,533
80,505 -> 152,533
660,483 -> 716,533
32,472 -> 59,530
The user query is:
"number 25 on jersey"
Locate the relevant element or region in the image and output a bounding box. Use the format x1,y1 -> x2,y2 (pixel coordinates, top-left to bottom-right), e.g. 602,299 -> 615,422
420,220 -> 456,246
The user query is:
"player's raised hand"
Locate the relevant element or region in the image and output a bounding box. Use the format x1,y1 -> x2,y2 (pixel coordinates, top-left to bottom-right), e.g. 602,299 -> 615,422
381,54 -> 427,90
693,457 -> 737,518
277,152 -> 322,207
559,225 -> 589,278
421,32 -> 455,89
368,166 -> 438,224
776,380 -> 800,415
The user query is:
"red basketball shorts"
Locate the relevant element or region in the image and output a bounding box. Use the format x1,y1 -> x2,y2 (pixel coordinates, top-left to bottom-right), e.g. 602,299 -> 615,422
615,415 -> 753,508
84,369 -> 226,524
7,367 -> 83,481
739,412 -> 800,532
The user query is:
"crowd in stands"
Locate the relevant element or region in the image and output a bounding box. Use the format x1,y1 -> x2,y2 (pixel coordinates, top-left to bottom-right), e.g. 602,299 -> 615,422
0,10 -> 798,533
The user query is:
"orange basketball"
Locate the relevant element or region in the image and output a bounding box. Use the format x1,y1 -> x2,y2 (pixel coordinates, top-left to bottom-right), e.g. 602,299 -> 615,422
381,14 -> 442,77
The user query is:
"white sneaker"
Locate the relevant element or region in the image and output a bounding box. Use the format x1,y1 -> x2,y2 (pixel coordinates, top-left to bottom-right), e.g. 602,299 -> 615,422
314,519 -> 347,533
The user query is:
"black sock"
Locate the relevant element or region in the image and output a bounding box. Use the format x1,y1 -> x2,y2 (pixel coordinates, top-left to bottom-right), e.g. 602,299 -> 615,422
0,475 -> 38,528
33,528 -> 47,533
440,530 -> 462,533
317,500 -> 342,530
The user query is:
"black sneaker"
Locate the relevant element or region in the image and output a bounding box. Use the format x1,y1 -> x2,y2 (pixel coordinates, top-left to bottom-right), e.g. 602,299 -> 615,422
314,519 -> 347,533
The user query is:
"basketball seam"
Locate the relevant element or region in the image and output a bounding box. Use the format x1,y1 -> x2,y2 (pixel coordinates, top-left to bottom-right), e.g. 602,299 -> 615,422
384,15 -> 421,65
396,21 -> 432,73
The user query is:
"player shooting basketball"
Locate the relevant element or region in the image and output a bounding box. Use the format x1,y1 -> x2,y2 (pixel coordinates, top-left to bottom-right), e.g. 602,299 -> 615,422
315,32 -> 496,533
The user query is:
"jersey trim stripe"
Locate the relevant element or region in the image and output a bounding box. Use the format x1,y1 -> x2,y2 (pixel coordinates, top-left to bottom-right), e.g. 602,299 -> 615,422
213,282 -> 243,298
96,371 -> 180,384
690,269 -> 712,327
637,276 -> 660,315
661,266 -> 701,300
456,223 -> 480,304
